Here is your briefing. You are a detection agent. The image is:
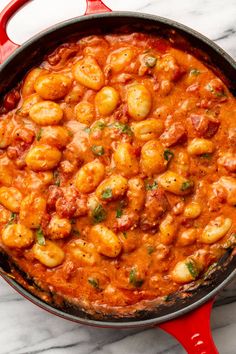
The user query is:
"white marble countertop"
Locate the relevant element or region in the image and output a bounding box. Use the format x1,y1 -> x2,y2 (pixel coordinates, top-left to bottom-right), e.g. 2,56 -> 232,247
0,0 -> 236,353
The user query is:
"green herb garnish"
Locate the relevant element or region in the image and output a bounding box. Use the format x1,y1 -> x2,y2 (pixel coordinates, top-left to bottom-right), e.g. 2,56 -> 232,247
145,180 -> 158,191
190,68 -> 200,76
116,207 -> 123,218
207,84 -> 227,98
164,149 -> 174,162
116,201 -> 125,218
68,130 -> 73,137
53,170 -> 60,187
101,188 -> 113,200
6,212 -> 17,227
111,122 -> 133,136
144,55 -> 157,68
36,227 -> 45,246
123,231 -> 127,239
200,153 -> 212,159
185,259 -> 199,279
181,180 -> 194,192
129,268 -> 144,288
92,204 -> 107,224
88,277 -> 99,289
36,128 -> 42,141
147,245 -> 155,255
164,294 -> 172,302
84,127 -> 91,134
92,121 -> 106,131
91,145 -> 104,156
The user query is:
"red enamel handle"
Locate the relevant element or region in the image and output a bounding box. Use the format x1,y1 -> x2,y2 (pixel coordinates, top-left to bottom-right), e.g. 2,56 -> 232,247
159,299 -> 218,354
85,0 -> 112,15
0,0 -> 29,63
0,0 -> 112,64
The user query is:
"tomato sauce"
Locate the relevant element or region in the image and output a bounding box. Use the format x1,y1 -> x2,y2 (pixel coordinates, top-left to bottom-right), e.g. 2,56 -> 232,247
0,32 -> 235,315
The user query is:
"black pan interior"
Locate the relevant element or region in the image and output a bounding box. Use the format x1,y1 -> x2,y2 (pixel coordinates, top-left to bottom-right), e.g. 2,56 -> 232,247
0,12 -> 236,326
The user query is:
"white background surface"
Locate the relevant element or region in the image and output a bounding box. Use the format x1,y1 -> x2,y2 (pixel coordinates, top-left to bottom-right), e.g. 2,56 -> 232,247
0,1 -> 236,354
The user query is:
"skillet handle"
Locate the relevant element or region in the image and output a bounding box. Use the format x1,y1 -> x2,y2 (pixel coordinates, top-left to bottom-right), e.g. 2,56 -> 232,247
159,299 -> 219,354
85,0 -> 112,15
0,0 -> 29,63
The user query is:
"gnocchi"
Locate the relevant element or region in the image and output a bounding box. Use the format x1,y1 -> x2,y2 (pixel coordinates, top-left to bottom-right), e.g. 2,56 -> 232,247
75,160 -> 105,193
33,240 -> 65,267
95,86 -> 119,116
140,140 -> 167,176
158,171 -> 194,195
2,224 -> 34,248
34,73 -> 72,100
96,175 -> 128,201
25,144 -> 61,171
73,56 -> 104,90
127,84 -> 152,120
0,187 -> 22,212
29,101 -> 63,125
200,216 -> 232,244
131,118 -> 164,141
90,224 -> 122,257
187,138 -> 214,155
113,142 -> 139,177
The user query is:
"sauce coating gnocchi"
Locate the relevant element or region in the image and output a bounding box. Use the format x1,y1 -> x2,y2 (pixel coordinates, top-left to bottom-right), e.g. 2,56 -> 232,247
0,31 -> 235,316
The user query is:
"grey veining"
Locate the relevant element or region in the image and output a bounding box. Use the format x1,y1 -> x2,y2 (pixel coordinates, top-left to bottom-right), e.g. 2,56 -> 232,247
0,0 -> 236,353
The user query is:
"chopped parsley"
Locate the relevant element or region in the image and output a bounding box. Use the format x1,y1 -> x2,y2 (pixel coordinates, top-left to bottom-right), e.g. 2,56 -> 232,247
185,259 -> 199,279
92,121 -> 106,131
207,83 -> 227,98
200,153 -> 212,159
92,204 -> 107,224
164,294 -> 172,302
129,268 -> 144,288
144,55 -> 157,68
84,127 -> 91,134
116,200 -> 125,218
36,128 -> 42,141
53,170 -> 60,187
145,180 -> 158,191
181,180 -> 193,192
116,207 -> 123,218
147,245 -> 155,255
36,227 -> 45,246
190,68 -> 200,76
101,188 -> 113,200
88,277 -> 99,289
67,130 -> 74,137
6,212 -> 17,227
91,145 -> 104,156
111,122 -> 133,136
164,149 -> 174,162
122,231 -> 127,239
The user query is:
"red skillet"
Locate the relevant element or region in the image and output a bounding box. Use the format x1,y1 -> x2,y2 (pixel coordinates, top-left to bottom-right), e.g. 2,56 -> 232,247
0,1 -> 236,353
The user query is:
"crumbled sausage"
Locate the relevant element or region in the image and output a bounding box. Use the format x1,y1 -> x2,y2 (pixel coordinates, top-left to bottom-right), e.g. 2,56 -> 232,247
160,122 -> 187,147
189,114 -> 220,138
140,188 -> 169,231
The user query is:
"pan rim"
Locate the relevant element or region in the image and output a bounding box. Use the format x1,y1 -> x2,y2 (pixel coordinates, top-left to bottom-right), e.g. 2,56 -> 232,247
0,10 -> 236,327
1,267 -> 236,327
1,11 -> 235,72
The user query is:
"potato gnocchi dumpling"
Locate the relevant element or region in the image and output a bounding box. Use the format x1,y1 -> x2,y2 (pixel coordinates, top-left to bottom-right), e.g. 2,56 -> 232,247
0,31 -> 235,314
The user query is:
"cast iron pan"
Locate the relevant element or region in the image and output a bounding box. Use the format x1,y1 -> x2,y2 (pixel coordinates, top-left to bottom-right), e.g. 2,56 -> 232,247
0,1 -> 236,353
